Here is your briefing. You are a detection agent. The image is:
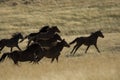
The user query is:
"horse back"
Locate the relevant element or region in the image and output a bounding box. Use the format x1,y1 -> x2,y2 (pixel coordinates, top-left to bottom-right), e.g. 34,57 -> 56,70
0,39 -> 8,46
79,36 -> 97,45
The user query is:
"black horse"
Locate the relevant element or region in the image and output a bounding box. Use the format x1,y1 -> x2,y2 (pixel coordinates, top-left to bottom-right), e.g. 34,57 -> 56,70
33,33 -> 62,48
0,33 -> 23,52
27,26 -> 60,47
36,39 -> 70,63
20,25 -> 50,42
33,26 -> 60,40
70,30 -> 104,55
0,43 -> 43,65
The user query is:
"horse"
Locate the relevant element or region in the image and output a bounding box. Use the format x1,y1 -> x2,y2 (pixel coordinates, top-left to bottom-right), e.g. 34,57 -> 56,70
0,33 -> 24,52
33,26 -> 60,40
27,26 -> 60,47
69,30 -> 104,55
20,25 -> 50,42
0,43 -> 43,65
35,39 -> 70,63
32,33 -> 62,48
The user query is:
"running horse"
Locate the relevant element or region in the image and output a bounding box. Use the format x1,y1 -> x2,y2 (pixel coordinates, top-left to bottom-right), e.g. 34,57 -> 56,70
69,30 -> 104,55
35,39 -> 70,63
20,25 -> 50,43
27,26 -> 60,47
0,43 -> 43,65
33,33 -> 62,48
32,26 -> 60,40
0,33 -> 24,52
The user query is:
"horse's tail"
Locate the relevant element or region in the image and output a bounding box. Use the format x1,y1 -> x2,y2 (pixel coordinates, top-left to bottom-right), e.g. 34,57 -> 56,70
0,53 -> 10,62
0,40 -> 2,48
0,39 -> 4,47
69,38 -> 79,45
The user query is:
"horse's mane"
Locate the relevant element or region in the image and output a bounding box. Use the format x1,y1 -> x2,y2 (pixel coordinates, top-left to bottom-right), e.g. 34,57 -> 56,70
39,25 -> 50,32
12,32 -> 21,38
51,26 -> 58,29
90,30 -> 101,36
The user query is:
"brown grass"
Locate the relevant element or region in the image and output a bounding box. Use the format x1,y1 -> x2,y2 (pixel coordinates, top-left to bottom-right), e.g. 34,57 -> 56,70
0,33 -> 120,80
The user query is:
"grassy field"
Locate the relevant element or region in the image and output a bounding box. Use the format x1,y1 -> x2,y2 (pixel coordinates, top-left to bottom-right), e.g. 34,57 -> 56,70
0,0 -> 120,80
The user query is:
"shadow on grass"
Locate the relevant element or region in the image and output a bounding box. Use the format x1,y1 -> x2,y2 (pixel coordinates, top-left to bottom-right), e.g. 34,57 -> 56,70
65,53 -> 84,58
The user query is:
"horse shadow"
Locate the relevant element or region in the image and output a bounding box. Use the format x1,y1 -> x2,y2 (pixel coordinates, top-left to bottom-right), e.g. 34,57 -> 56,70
65,53 -> 84,58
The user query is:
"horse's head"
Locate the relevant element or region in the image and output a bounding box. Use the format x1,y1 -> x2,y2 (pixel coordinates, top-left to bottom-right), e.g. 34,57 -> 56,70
12,33 -> 23,39
18,33 -> 24,39
61,39 -> 70,47
51,26 -> 61,33
96,30 -> 104,38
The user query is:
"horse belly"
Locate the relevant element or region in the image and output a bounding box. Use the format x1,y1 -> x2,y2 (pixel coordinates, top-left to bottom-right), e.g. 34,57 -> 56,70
83,40 -> 95,46
19,56 -> 34,62
46,52 -> 60,58
5,40 -> 17,47
39,41 -> 57,49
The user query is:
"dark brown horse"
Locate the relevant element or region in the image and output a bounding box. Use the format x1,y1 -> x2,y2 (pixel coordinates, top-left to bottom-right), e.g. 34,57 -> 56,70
0,33 -> 23,52
20,25 -> 50,42
33,33 -> 62,48
36,39 -> 70,63
70,30 -> 104,55
0,43 -> 43,65
33,26 -> 60,40
27,26 -> 60,47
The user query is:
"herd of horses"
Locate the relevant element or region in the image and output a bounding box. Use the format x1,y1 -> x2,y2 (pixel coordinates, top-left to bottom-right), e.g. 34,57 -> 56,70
0,26 -> 104,65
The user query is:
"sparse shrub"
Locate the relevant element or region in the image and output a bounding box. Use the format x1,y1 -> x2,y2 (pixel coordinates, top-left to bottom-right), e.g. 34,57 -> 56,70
0,0 -> 9,3
12,2 -> 18,6
24,1 -> 31,5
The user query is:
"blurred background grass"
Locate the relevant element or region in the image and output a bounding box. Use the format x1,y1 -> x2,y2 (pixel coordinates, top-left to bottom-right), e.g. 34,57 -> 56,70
0,0 -> 120,37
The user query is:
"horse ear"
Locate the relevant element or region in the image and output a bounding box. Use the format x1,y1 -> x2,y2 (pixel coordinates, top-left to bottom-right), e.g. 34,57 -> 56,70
91,32 -> 94,34
99,29 -> 102,31
63,39 -> 65,41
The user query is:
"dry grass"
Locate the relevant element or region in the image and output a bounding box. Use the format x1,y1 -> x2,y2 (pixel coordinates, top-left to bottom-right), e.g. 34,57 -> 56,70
0,0 -> 120,80
0,33 -> 120,80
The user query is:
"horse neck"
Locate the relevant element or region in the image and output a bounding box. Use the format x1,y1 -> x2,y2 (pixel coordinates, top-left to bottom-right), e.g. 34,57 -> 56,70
11,36 -> 20,42
89,33 -> 99,40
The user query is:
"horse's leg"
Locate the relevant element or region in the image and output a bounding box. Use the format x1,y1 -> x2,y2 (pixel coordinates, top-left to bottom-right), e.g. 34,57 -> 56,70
85,45 -> 90,53
36,56 -> 44,63
56,56 -> 59,63
27,40 -> 32,47
0,46 -> 4,51
13,59 -> 19,65
73,44 -> 82,55
70,44 -> 78,54
11,47 -> 13,52
16,45 -> 22,51
51,58 -> 55,63
94,44 -> 100,53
